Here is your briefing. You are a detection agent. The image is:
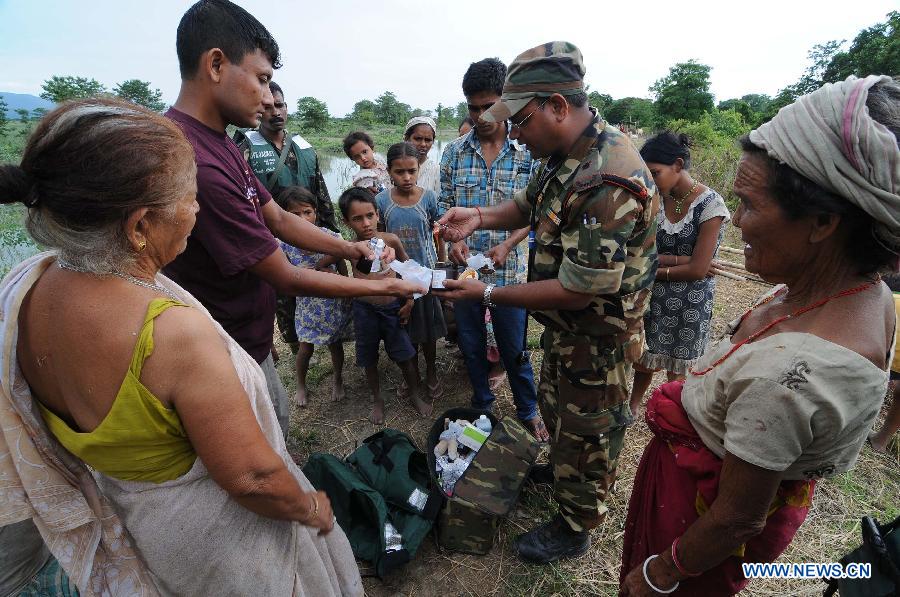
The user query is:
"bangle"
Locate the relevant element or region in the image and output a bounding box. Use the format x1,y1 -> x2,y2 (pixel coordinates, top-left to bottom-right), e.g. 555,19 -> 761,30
643,555 -> 679,594
304,493 -> 319,522
665,267 -> 670,281
475,206 -> 483,229
671,537 -> 702,577
675,256 -> 679,265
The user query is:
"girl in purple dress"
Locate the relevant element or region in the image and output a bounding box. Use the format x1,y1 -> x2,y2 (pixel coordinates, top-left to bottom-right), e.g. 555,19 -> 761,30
277,187 -> 352,406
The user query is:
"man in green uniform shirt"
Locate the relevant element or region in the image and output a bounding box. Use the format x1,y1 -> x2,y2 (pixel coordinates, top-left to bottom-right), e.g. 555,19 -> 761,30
235,81 -> 336,230
235,81 -> 337,353
439,41 -> 659,564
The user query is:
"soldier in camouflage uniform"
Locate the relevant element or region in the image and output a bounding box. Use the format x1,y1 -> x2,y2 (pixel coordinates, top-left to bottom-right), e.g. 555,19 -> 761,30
438,41 -> 659,564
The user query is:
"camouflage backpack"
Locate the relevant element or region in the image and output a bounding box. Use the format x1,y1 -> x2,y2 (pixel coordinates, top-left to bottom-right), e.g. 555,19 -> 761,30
427,408 -> 540,555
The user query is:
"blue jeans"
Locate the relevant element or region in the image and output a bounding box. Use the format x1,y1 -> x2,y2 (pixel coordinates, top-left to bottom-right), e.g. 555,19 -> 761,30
454,300 -> 538,421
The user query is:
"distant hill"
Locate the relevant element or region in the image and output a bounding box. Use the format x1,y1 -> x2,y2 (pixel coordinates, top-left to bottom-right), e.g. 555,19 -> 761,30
1,92 -> 55,119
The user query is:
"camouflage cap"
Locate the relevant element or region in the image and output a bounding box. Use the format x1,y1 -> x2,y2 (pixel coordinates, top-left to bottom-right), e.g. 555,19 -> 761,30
482,41 -> 586,124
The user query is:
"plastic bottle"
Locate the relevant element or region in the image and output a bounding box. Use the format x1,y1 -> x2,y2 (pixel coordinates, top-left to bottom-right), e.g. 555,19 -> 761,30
369,237 -> 385,272
475,415 -> 492,434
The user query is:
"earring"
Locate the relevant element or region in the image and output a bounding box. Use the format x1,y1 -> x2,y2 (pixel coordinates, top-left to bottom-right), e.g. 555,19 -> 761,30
138,241 -> 146,251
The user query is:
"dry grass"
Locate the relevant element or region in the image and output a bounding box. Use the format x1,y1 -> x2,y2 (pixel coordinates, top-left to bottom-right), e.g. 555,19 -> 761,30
275,247 -> 900,597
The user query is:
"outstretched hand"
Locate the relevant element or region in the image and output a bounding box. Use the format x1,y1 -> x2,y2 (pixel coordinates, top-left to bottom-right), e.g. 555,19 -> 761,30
485,243 -> 511,268
387,278 -> 428,298
449,241 -> 470,266
347,240 -> 397,265
438,278 -> 486,302
436,207 -> 480,243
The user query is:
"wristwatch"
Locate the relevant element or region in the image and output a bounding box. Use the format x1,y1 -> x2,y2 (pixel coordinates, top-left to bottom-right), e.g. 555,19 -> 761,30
483,283 -> 497,308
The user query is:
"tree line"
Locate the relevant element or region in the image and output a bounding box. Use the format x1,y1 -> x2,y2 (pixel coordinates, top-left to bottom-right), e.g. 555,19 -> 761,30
0,77 -> 165,135
5,11 -> 895,139
303,11 -> 898,135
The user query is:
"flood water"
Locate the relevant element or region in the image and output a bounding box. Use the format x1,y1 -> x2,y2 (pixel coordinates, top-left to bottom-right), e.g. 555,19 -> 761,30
319,138 -> 451,199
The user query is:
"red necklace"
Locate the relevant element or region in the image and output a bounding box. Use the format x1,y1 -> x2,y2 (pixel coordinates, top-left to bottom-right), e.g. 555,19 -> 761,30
689,278 -> 880,376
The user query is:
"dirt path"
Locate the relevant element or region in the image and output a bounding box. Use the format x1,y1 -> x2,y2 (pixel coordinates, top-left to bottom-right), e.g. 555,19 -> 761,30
277,270 -> 900,596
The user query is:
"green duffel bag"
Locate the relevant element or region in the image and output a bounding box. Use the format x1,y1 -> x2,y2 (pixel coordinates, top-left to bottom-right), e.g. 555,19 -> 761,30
427,407 -> 540,555
303,432 -> 437,578
347,429 -> 443,520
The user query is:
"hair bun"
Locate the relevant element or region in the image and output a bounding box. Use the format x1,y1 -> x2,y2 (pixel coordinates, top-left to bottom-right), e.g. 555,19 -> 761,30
677,133 -> 693,148
0,164 -> 35,206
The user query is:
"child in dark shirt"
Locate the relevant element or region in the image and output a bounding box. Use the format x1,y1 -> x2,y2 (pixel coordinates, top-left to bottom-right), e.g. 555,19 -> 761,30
338,188 -> 433,424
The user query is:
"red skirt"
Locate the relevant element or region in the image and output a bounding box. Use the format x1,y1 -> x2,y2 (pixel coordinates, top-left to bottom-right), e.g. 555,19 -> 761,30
619,381 -> 815,596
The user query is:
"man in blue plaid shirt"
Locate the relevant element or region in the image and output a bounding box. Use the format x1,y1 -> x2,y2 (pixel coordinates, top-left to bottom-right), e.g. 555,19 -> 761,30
438,57 -> 548,442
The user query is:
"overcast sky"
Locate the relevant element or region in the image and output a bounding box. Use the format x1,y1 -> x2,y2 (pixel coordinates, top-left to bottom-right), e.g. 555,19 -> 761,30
0,0 -> 895,117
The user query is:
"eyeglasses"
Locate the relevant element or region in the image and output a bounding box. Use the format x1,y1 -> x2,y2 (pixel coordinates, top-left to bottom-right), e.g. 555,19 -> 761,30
509,99 -> 548,131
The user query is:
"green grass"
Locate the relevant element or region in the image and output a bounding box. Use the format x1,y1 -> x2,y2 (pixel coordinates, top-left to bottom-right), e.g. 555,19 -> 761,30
0,120 -> 32,164
289,428 -> 321,456
505,560 -> 594,596
297,117 -> 458,154
305,354 -> 333,388
833,470 -> 900,521
0,203 -> 38,279
833,471 -> 870,503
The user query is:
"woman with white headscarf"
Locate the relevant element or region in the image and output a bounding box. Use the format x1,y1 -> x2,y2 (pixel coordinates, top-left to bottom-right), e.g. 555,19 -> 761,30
404,116 -> 440,195
620,75 -> 900,596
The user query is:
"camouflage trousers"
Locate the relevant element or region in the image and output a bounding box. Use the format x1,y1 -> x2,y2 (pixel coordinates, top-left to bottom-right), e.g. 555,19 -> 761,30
538,329 -> 632,532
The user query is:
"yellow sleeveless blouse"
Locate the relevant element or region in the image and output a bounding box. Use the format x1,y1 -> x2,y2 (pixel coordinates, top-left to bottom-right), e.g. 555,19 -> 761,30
38,298 -> 197,483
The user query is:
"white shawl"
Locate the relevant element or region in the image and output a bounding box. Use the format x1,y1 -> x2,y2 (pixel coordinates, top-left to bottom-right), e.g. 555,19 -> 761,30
0,252 -> 363,596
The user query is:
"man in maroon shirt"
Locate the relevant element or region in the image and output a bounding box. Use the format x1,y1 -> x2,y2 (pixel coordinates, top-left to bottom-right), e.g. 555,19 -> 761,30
165,0 -> 416,437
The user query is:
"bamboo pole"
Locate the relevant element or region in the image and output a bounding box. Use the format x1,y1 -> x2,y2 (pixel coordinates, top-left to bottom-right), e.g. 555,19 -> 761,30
713,258 -> 748,272
710,266 -> 747,281
719,246 -> 745,257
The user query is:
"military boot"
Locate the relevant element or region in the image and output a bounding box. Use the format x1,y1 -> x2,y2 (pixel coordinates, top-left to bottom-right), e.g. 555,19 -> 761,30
515,514 -> 590,564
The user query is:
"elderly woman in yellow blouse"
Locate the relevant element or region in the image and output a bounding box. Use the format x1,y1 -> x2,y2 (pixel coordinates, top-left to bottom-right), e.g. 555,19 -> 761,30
0,99 -> 422,596
620,75 -> 900,596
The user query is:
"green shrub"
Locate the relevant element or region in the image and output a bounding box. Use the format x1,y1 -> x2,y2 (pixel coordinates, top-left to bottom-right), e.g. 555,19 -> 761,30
662,110 -> 750,211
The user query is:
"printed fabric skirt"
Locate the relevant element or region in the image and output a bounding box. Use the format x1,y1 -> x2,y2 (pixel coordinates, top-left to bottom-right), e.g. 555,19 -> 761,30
619,381 -> 815,596
295,296 -> 353,345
